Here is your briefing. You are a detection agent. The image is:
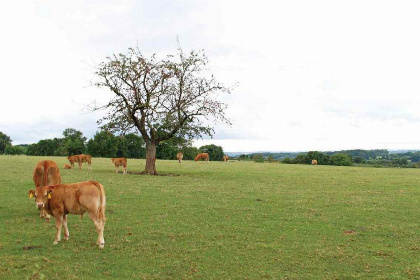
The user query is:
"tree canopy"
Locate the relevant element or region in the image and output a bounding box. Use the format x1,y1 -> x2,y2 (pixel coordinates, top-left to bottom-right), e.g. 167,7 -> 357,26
0,131 -> 12,154
93,45 -> 232,174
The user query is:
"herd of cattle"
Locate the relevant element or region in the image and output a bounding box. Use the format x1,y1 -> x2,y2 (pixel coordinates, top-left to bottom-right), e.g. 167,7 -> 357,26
27,152 -> 230,249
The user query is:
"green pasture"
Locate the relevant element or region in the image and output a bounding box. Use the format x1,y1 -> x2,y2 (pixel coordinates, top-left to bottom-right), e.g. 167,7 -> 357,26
1,155 -> 420,279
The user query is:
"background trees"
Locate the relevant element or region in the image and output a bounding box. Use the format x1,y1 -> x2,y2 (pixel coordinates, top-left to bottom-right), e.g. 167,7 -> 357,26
330,153 -> 353,166
199,144 -> 224,161
87,130 -> 118,157
4,145 -> 24,155
63,128 -> 86,155
305,151 -> 331,165
0,132 -> 12,154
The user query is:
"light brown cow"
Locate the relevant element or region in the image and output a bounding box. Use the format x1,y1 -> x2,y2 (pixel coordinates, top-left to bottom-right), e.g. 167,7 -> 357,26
63,164 -> 71,169
67,154 -> 92,169
79,154 -> 92,169
111,157 -> 127,174
33,160 -> 61,222
194,153 -> 209,162
311,159 -> 318,165
223,155 -> 229,162
176,152 -> 183,163
28,181 -> 106,249
67,155 -> 80,169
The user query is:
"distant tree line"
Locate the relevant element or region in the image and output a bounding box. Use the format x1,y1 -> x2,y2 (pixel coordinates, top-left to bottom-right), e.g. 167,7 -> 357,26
0,130 -> 225,160
234,149 -> 420,168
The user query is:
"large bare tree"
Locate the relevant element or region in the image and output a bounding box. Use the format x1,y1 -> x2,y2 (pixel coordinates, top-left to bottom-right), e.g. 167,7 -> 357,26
93,47 -> 231,174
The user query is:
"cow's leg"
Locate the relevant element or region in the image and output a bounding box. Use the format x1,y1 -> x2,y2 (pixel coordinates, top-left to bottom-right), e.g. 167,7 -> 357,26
116,166 -> 119,173
63,214 -> 70,241
44,210 -> 51,222
123,166 -> 127,174
78,162 -> 82,169
88,211 -> 105,248
53,214 -> 63,244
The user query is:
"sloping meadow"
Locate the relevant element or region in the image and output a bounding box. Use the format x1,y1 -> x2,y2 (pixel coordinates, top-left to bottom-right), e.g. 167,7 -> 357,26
1,156 -> 420,279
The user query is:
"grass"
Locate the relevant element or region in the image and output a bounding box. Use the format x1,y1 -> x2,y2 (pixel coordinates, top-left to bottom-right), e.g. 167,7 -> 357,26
1,155 -> 420,279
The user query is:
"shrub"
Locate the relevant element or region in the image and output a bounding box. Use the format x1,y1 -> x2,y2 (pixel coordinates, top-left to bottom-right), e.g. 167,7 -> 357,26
4,145 -> 24,155
252,154 -> 264,163
282,157 -> 293,164
353,156 -> 365,164
331,153 -> 352,166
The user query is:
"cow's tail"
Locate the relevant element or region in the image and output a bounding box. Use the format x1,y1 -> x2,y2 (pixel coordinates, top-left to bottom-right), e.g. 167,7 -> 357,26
91,181 -> 106,223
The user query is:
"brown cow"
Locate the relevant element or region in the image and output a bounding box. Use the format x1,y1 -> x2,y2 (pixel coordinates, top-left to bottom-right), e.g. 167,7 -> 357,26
176,152 -> 183,163
194,153 -> 209,162
63,164 -> 71,169
28,181 -> 106,249
33,160 -> 61,222
67,155 -> 80,169
111,157 -> 127,174
223,155 -> 229,162
79,154 -> 92,169
311,159 -> 318,165
67,154 -> 92,169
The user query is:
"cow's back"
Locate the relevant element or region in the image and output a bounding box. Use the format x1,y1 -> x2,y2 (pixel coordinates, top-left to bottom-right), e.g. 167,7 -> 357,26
33,160 -> 61,187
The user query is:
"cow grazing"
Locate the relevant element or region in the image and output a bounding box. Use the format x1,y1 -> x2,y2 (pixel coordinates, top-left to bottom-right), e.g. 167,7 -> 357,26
194,153 -> 209,162
63,164 -> 71,169
111,157 -> 127,174
176,152 -> 183,163
28,181 -> 106,249
33,160 -> 61,222
223,155 -> 229,162
311,159 -> 318,165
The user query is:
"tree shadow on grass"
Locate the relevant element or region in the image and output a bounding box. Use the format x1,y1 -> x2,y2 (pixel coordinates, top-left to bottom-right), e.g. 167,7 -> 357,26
127,171 -> 180,176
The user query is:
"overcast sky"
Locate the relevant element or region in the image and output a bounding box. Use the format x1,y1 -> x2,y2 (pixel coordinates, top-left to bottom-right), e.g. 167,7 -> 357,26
1,0 -> 420,152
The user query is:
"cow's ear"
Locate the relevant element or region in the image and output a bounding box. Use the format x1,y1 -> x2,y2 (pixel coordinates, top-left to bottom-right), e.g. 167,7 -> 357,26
28,190 -> 35,199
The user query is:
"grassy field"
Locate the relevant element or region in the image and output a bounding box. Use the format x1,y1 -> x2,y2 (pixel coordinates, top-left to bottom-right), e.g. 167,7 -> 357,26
1,155 -> 420,279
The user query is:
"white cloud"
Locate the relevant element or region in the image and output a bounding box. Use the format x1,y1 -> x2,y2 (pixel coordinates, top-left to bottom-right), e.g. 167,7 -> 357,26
1,0 -> 420,152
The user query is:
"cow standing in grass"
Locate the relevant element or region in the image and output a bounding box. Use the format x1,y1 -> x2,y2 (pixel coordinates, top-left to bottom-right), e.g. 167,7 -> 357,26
28,181 -> 106,249
32,160 -> 61,222
67,155 -> 80,169
79,154 -> 92,169
223,155 -> 229,162
111,157 -> 127,174
177,152 -> 183,163
312,159 -> 318,165
67,154 -> 92,169
195,153 -> 209,162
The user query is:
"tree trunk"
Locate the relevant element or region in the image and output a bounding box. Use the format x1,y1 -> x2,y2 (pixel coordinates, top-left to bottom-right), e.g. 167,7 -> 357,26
143,141 -> 157,175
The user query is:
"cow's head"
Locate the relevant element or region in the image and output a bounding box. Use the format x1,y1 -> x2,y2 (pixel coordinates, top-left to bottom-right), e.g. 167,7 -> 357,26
28,186 -> 53,210
111,158 -> 115,163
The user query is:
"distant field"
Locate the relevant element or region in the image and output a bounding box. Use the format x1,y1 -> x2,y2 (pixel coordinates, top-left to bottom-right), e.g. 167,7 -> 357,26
1,155 -> 420,279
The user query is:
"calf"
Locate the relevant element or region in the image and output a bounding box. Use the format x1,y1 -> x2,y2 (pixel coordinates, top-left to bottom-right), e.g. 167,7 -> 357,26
223,155 -> 229,162
28,181 -> 106,249
111,157 -> 127,174
63,164 -> 71,169
311,159 -> 318,165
